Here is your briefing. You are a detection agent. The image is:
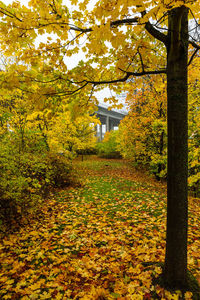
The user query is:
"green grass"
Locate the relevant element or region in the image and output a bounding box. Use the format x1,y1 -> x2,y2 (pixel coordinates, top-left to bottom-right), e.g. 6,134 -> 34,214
54,168 -> 166,234
75,158 -> 127,170
0,158 -> 199,299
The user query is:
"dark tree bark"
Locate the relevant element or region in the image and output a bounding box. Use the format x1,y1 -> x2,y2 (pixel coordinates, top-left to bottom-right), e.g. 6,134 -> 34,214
163,6 -> 189,288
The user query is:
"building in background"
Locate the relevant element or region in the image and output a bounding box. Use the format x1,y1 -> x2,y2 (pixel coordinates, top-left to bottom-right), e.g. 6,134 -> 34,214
96,104 -> 127,141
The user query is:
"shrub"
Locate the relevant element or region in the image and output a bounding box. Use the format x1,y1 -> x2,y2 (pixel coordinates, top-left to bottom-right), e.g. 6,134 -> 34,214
149,153 -> 167,181
96,130 -> 122,159
46,153 -> 73,188
0,134 -> 73,225
188,146 -> 200,197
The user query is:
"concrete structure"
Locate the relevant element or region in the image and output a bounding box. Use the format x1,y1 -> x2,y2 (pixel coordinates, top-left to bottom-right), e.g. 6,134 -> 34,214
96,105 -> 127,141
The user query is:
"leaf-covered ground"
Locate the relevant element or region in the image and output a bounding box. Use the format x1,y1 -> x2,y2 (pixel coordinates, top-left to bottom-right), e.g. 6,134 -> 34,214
0,158 -> 200,299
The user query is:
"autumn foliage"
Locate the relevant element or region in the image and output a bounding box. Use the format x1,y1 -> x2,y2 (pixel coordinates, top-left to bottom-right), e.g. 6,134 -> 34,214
0,159 -> 199,299
0,77 -> 98,223
117,75 -> 167,180
117,71 -> 200,196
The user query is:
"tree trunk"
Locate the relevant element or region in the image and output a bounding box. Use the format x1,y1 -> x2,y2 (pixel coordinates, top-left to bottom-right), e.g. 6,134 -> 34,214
164,6 -> 189,288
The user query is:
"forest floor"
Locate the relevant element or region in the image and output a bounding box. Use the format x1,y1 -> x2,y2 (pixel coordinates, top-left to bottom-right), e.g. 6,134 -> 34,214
0,157 -> 200,299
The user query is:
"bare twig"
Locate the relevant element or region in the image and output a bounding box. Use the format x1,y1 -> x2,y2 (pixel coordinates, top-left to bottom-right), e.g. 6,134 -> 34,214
188,48 -> 199,66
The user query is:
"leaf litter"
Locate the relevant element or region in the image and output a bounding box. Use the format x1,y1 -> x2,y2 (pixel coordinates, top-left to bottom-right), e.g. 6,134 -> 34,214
0,158 -> 199,299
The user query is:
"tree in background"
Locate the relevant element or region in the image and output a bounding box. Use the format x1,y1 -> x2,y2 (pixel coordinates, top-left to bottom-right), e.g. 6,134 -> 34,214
188,58 -> 200,197
47,109 -> 98,158
96,130 -> 121,159
0,56 -> 98,224
118,67 -> 200,194
118,75 -> 167,180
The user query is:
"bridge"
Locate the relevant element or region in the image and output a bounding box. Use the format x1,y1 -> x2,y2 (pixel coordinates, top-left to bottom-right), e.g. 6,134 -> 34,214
96,105 -> 127,141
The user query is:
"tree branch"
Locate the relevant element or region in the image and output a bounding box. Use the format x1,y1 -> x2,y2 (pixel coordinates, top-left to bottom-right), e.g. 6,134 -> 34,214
70,17 -> 168,47
88,84 -> 95,102
188,48 -> 199,66
145,21 -> 168,45
111,17 -> 139,27
1,4 -> 168,45
44,82 -> 89,96
139,10 -> 168,45
20,76 -> 62,84
86,69 -> 166,86
189,40 -> 200,50
37,68 -> 166,98
0,7 -> 22,22
137,48 -> 145,72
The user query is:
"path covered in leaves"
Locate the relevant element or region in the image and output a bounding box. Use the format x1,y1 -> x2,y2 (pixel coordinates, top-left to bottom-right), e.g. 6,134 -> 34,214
0,158 -> 199,299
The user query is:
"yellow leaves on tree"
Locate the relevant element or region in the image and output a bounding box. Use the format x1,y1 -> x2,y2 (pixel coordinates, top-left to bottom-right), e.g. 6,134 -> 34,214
48,109 -> 98,157
117,75 -> 167,179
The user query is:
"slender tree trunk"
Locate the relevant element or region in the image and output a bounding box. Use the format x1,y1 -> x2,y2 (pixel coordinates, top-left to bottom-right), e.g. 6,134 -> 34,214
164,6 -> 189,288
